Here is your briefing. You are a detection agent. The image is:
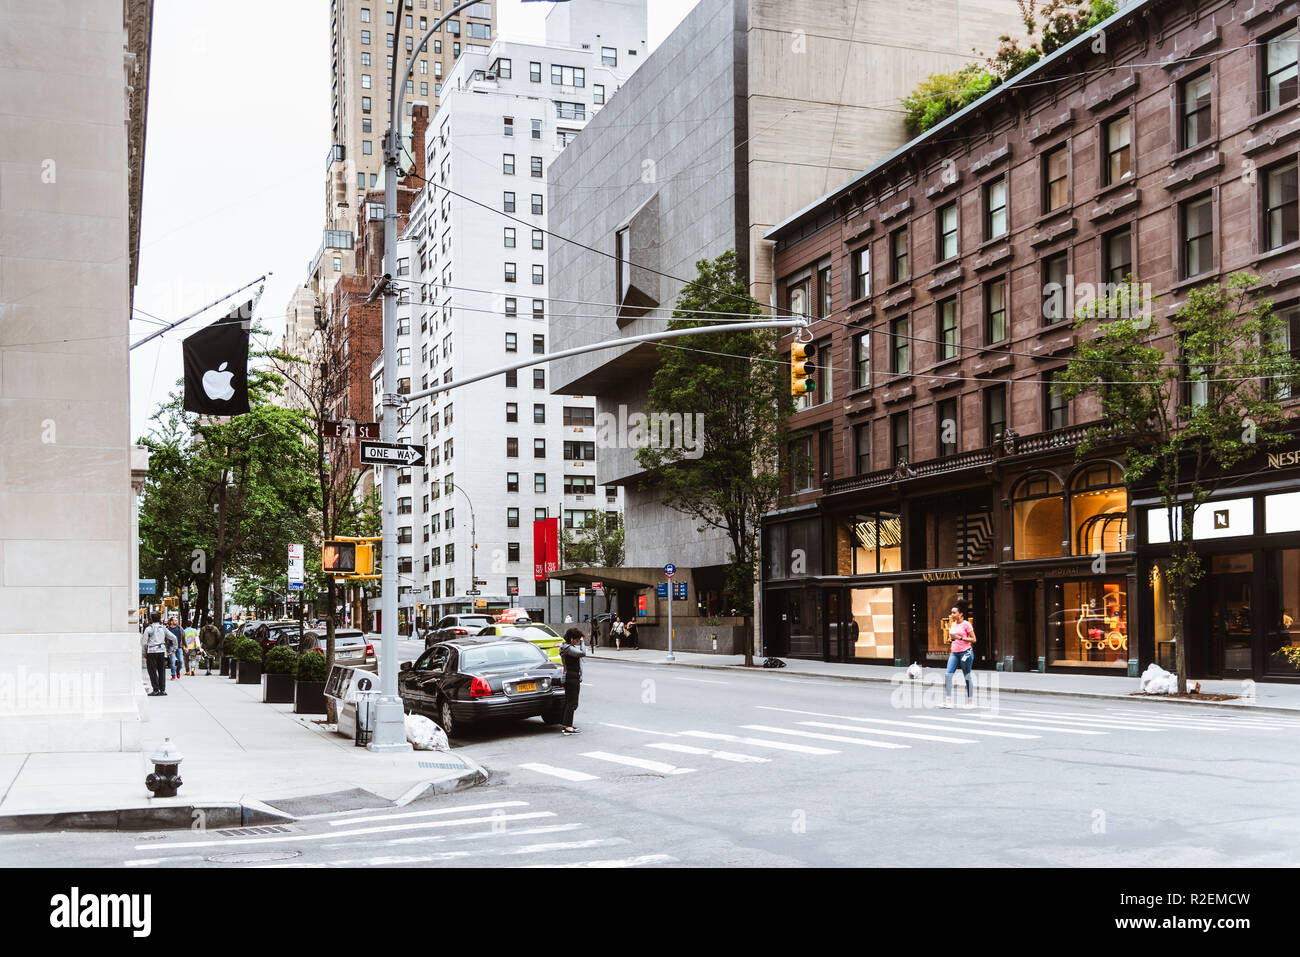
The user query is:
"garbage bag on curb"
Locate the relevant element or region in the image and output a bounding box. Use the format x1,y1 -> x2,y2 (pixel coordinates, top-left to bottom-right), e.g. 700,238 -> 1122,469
1140,662 -> 1179,694
405,713 -> 450,751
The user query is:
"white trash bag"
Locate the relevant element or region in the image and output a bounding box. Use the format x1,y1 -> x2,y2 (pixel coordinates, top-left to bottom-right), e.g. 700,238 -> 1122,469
906,662 -> 922,681
405,713 -> 450,751
1140,663 -> 1179,694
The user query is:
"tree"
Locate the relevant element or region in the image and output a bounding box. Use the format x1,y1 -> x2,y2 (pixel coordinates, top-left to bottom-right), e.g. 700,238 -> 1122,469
636,250 -> 796,666
1062,273 -> 1300,693
561,511 -> 625,614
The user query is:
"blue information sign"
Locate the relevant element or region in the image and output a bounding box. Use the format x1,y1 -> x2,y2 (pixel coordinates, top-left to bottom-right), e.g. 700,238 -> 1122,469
656,583 -> 669,598
138,579 -> 157,595
673,582 -> 688,600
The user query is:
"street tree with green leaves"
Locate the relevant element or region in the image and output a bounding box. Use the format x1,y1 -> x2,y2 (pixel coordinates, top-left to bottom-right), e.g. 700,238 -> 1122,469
636,250 -> 797,666
561,511 -> 625,614
1062,272 -> 1300,692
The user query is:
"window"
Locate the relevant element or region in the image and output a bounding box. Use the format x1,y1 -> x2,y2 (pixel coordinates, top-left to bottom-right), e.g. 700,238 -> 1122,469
937,202 -> 958,261
506,472 -> 519,492
530,156 -> 543,177
852,246 -> 871,300
1180,71 -> 1212,150
789,435 -> 814,491
534,438 -> 546,457
601,46 -> 617,66
503,153 -> 515,174
1265,28 -> 1299,112
361,8 -> 371,21
505,297 -> 517,317
853,332 -> 871,389
937,397 -> 958,457
505,370 -> 517,387
891,317 -> 909,374
362,95 -> 371,112
1103,227 -> 1131,284
534,473 -> 547,493
533,404 -> 545,424
890,228 -> 909,283
818,261 -> 833,318
551,64 -> 584,86
1265,160 -> 1299,250
504,262 -> 516,283
503,191 -> 515,212
1043,145 -> 1068,212
594,84 -> 605,105
891,412 -> 910,464
533,368 -> 545,389
396,347 -> 410,365
492,57 -> 511,79
532,299 -> 545,320
467,22 -> 489,39
505,332 -> 517,353
532,264 -> 544,284
531,229 -> 543,250
1103,114 -> 1132,185
564,441 -> 596,461
531,194 -> 543,215
536,508 -> 549,522
1044,368 -> 1069,430
937,296 -> 958,360
1012,473 -> 1065,560
854,423 -> 871,474
984,176 -> 1008,239
555,102 -> 586,121
362,117 -> 372,132
1181,195 -> 1214,278
1042,251 -> 1069,324
1070,463 -> 1127,556
507,507 -> 520,528
984,384 -> 1007,444
333,257 -> 341,272
362,140 -> 372,154
563,407 -> 594,426
985,278 -> 1007,344
529,61 -> 541,82
531,119 -> 542,140
532,334 -> 544,354
564,475 -> 596,495
506,436 -> 518,456
362,30 -> 371,44
508,543 -> 520,562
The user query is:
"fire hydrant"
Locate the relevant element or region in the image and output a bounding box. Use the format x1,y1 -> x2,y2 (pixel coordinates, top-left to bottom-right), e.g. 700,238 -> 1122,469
146,737 -> 184,797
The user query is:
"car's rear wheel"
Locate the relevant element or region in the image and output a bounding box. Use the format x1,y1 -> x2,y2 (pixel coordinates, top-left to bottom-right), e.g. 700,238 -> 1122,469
438,696 -> 456,738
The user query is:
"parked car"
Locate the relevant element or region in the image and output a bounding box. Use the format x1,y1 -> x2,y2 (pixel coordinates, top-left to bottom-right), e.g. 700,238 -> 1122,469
399,637 -> 565,737
474,622 -> 563,662
426,614 -> 496,648
297,628 -> 377,672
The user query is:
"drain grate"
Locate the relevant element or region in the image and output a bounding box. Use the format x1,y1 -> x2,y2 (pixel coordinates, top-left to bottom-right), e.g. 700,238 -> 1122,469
206,850 -> 302,864
417,760 -> 465,770
215,824 -> 293,837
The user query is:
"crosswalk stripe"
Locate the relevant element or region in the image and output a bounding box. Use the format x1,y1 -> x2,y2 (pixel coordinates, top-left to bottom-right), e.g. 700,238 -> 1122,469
284,838 -> 628,868
526,853 -> 677,868
331,823 -> 587,849
1006,707 -> 1241,727
797,721 -> 978,744
518,762 -> 600,782
968,710 -> 1167,732
678,730 -> 840,754
755,706 -> 1040,739
909,714 -> 1107,735
646,742 -> 771,763
741,725 -> 910,749
329,800 -> 529,826
1106,709 -> 1298,729
580,751 -> 696,774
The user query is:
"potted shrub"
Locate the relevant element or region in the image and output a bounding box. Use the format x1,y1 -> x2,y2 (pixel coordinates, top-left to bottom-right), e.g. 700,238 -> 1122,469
220,634 -> 238,676
261,645 -> 299,703
294,648 -> 329,714
235,637 -> 263,684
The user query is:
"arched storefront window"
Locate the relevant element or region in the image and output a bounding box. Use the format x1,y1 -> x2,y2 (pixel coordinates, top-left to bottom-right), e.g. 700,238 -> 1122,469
1071,463 -> 1127,555
1012,473 -> 1064,560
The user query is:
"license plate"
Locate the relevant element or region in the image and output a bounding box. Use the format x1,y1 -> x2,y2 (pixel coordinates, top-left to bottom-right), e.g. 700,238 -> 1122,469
515,682 -> 537,693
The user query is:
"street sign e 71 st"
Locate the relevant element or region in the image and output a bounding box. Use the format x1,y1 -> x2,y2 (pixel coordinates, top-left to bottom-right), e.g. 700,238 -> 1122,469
359,440 -> 426,467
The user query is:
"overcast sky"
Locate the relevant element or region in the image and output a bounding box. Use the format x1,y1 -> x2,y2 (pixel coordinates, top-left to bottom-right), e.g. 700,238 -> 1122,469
129,0 -> 699,441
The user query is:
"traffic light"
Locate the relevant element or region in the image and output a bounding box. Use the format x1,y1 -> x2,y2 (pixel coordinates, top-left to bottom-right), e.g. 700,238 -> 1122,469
322,540 -> 357,573
791,340 -> 815,397
355,542 -> 374,577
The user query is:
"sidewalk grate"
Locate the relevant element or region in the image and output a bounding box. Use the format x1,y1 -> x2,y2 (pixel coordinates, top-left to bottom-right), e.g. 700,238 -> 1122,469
417,760 -> 466,770
215,824 -> 292,837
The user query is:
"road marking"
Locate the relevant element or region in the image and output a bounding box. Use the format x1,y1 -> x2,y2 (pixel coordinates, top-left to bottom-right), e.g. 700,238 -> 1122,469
599,722 -> 679,736
741,725 -> 910,749
580,751 -> 696,774
137,811 -> 557,850
909,714 -> 1107,735
754,706 -> 1041,740
1107,709 -> 1297,729
797,721 -> 977,744
301,838 -> 627,867
646,742 -> 771,763
664,676 -> 730,685
678,730 -> 840,754
125,856 -> 203,867
327,823 -> 585,850
519,762 -> 600,782
525,853 -> 677,868
987,709 -> 1171,732
328,799 -> 528,826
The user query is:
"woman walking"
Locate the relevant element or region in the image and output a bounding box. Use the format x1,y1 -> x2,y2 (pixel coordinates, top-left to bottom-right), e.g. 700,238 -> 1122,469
944,604 -> 977,708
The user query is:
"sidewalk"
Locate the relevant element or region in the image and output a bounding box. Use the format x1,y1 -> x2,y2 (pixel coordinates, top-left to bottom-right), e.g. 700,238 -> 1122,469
588,647 -> 1300,713
0,669 -> 484,833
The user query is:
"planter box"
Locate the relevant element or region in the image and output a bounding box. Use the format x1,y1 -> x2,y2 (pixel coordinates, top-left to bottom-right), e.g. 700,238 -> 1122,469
236,660 -> 263,684
219,657 -> 231,676
262,672 -> 295,703
294,679 -> 327,714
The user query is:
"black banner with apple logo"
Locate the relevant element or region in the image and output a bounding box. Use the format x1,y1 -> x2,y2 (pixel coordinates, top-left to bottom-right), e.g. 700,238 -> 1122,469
182,302 -> 251,416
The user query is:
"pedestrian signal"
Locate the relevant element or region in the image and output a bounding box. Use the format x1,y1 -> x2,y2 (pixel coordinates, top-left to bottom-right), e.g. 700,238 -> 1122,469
322,540 -> 357,573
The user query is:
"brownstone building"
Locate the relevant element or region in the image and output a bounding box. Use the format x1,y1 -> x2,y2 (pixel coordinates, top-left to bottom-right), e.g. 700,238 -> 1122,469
763,0 -> 1300,681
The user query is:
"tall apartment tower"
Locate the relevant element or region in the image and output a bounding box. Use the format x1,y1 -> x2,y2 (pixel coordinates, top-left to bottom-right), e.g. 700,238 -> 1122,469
377,0 -> 648,628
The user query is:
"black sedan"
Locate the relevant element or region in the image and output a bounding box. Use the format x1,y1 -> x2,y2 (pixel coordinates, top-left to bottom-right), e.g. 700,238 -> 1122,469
399,638 -> 566,738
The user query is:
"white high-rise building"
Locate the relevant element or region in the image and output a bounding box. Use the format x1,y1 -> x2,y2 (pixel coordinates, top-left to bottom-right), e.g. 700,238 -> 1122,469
378,0 -> 648,628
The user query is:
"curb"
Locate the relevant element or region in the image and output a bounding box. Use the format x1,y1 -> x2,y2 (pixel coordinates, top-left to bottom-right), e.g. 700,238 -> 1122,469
590,655 -> 1300,717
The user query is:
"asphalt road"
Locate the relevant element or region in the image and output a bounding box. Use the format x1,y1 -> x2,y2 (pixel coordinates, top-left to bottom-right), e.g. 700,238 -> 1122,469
5,656 -> 1300,867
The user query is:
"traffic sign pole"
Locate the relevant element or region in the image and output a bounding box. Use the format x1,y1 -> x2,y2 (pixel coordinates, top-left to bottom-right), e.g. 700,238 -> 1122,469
664,564 -> 676,662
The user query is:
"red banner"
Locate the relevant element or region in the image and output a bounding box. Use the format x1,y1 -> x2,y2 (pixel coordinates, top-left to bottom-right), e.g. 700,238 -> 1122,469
533,517 -> 559,581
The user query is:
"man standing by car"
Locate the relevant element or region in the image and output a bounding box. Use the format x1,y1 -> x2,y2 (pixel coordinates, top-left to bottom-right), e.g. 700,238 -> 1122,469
559,627 -> 587,735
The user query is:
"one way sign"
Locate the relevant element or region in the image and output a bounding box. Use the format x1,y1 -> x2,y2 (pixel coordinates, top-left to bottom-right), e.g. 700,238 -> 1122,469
360,440 -> 426,467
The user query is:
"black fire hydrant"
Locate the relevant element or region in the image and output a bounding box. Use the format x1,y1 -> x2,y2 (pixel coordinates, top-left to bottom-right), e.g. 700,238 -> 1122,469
146,737 -> 184,798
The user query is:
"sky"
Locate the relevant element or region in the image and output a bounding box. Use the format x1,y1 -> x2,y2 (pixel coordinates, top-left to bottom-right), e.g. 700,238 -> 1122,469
129,0 -> 699,442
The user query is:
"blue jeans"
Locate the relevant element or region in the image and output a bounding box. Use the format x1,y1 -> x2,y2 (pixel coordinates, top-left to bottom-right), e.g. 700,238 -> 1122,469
945,649 -> 973,699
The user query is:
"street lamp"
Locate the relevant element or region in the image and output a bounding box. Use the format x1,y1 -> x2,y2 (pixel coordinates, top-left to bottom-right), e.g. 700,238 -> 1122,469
369,0 -> 574,752
450,483 -> 480,598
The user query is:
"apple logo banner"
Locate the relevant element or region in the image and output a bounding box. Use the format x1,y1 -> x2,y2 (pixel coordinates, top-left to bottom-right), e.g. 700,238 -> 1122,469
182,315 -> 250,415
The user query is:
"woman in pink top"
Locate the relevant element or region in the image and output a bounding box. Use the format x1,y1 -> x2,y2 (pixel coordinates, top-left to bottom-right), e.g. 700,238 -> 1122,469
944,605 -> 977,707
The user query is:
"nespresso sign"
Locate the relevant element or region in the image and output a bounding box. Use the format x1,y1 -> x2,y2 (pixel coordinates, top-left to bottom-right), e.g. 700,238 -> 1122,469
1268,450 -> 1300,469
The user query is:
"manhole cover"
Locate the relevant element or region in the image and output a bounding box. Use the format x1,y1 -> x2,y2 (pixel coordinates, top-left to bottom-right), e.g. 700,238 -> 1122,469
205,850 -> 302,864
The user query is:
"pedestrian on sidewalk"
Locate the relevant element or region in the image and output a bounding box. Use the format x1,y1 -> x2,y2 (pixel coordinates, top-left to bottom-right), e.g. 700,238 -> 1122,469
944,604 -> 977,708
559,627 -> 587,734
589,616 -> 599,655
142,612 -> 169,696
625,617 -> 638,649
611,615 -> 624,651
166,616 -> 184,680
183,624 -> 200,676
